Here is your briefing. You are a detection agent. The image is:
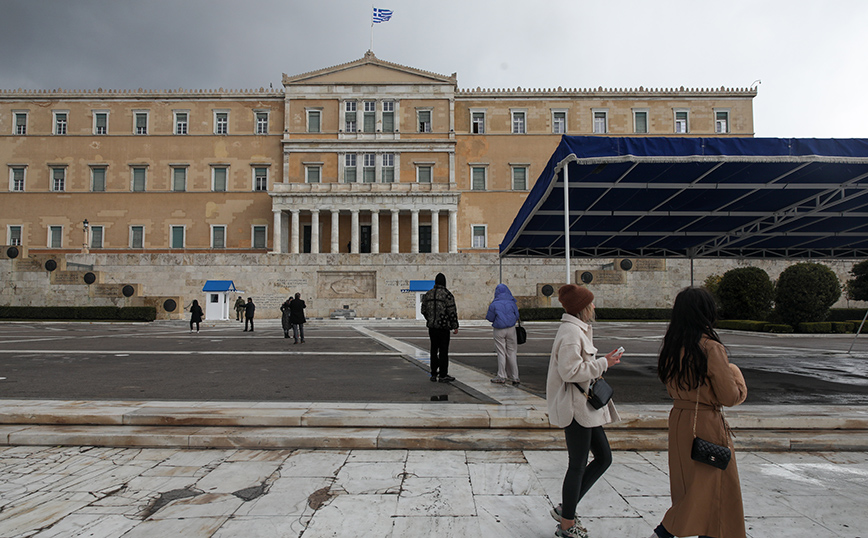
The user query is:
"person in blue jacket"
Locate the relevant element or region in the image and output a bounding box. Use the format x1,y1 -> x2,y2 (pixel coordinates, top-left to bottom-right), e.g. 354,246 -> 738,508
485,283 -> 521,385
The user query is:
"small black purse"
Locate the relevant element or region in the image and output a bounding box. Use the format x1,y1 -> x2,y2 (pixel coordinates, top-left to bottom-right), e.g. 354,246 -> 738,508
690,394 -> 731,470
573,377 -> 613,409
515,319 -> 527,345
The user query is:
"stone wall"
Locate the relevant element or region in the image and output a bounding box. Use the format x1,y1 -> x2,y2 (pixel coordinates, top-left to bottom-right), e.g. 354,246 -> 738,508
3,252 -> 863,320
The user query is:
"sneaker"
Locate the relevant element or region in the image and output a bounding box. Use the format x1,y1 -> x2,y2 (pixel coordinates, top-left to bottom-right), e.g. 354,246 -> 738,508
438,375 -> 455,383
430,375 -> 438,382
510,379 -> 521,385
490,377 -> 507,384
550,504 -> 563,522
554,522 -> 589,538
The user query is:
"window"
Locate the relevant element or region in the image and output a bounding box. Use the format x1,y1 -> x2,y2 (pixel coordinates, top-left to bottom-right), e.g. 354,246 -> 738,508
134,111 -> 148,135
362,153 -> 376,183
418,109 -> 431,133
174,112 -> 188,135
91,167 -> 106,192
172,167 -> 186,192
306,165 -> 321,183
593,110 -> 608,134
255,111 -> 269,134
10,167 -> 25,192
54,112 -> 68,135
552,111 -> 567,134
212,167 -> 227,191
212,225 -> 226,248
90,226 -> 103,249
130,226 -> 144,248
252,226 -> 267,248
674,110 -> 689,133
715,110 -> 730,133
633,110 -> 649,134
471,111 -> 485,134
132,167 -> 147,192
512,110 -> 526,134
419,225 -> 432,253
382,101 -> 395,132
51,167 -> 66,191
382,153 -> 395,183
170,226 -> 185,248
14,112 -> 27,135
363,101 -> 376,133
471,166 -> 486,191
49,226 -> 63,248
9,226 -> 22,246
472,225 -> 487,248
307,110 -> 321,133
512,166 -> 528,190
344,154 -> 357,183
417,165 -> 432,183
94,112 -> 108,135
215,111 -> 228,135
345,101 -> 357,132
253,167 -> 268,191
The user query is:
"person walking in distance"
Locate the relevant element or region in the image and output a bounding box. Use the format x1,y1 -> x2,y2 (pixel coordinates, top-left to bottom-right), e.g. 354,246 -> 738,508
243,297 -> 256,332
647,287 -> 747,538
420,273 -> 459,383
547,284 -> 624,538
234,295 -> 245,322
289,292 -> 307,344
280,296 -> 292,338
485,283 -> 521,385
189,299 -> 203,333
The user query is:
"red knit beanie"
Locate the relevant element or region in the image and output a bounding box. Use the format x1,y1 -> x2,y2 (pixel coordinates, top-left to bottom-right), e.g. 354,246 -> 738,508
558,284 -> 594,314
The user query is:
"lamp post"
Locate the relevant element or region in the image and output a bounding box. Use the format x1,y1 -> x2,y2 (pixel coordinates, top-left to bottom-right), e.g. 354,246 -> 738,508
82,219 -> 89,254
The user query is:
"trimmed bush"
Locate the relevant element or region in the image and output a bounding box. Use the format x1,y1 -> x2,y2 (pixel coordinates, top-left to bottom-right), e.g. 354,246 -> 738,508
0,306 -> 156,322
846,260 -> 868,301
774,262 -> 841,326
717,267 -> 773,320
828,308 -> 868,322
797,322 -> 833,333
832,321 -> 855,333
716,320 -> 768,331
518,307 -> 672,321
703,274 -> 723,303
763,323 -> 794,333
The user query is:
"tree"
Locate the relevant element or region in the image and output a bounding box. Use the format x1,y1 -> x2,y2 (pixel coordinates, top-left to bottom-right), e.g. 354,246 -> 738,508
774,262 -> 841,326
717,267 -> 773,320
846,260 -> 868,301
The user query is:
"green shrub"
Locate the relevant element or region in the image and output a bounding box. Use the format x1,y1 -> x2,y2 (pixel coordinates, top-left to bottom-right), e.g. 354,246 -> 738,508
518,307 -> 672,321
703,274 -> 723,303
798,322 -> 833,333
832,321 -> 854,333
716,320 -> 768,331
846,260 -> 868,301
519,307 -> 565,321
763,323 -> 794,333
774,262 -> 841,326
828,308 -> 868,322
717,267 -> 773,320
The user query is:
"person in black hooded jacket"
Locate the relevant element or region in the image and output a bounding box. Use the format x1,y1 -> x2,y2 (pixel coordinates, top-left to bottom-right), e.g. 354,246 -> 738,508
421,273 -> 459,382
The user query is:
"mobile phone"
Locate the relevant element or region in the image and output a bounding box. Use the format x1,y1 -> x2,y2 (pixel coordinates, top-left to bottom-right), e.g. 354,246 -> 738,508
616,346 -> 625,354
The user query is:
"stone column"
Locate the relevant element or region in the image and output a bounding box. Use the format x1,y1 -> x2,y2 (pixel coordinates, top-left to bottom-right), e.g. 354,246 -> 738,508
449,209 -> 458,253
410,209 -> 420,254
290,209 -> 300,254
391,209 -> 400,253
351,209 -> 360,254
310,210 -> 320,254
371,209 -> 380,254
330,209 -> 339,253
272,210 -> 282,253
430,209 -> 440,254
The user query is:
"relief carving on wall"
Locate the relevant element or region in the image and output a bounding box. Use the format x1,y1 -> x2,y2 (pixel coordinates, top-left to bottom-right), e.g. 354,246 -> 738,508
317,271 -> 377,298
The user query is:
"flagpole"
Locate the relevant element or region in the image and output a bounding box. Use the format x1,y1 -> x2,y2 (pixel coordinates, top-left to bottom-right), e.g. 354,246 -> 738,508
370,5 -> 374,51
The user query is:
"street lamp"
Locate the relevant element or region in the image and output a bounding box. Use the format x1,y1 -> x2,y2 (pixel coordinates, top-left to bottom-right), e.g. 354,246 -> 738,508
82,219 -> 89,254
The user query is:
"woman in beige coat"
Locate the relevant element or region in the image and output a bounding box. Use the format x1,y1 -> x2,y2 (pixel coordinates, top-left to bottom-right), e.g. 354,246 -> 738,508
650,287 -> 748,538
546,284 -> 624,538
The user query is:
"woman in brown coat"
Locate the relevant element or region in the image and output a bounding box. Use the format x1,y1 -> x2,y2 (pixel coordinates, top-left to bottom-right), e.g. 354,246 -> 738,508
649,287 -> 748,538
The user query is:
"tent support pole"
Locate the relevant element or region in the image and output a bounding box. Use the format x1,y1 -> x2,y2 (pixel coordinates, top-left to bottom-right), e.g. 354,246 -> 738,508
499,255 -> 503,283
564,167 -> 571,284
848,308 -> 868,353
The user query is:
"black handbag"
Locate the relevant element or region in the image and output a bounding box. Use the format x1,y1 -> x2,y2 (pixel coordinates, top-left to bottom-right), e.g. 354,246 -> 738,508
515,319 -> 527,345
690,394 -> 731,470
573,377 -> 613,409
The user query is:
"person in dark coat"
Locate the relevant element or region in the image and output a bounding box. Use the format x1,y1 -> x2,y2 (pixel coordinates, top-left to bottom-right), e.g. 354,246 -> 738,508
234,296 -> 245,322
420,273 -> 459,382
280,296 -> 292,338
189,299 -> 203,333
289,292 -> 307,344
243,297 -> 255,332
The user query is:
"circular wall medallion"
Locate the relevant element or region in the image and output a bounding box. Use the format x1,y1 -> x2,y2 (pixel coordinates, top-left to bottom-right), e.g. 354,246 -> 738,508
122,285 -> 135,297
163,299 -> 177,312
44,259 -> 58,272
541,284 -> 554,297
6,246 -> 19,259
580,271 -> 594,284
619,259 -> 634,271
83,272 -> 96,284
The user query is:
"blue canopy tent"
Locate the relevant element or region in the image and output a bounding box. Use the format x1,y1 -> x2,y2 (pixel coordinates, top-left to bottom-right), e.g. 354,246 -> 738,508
500,136 -> 868,284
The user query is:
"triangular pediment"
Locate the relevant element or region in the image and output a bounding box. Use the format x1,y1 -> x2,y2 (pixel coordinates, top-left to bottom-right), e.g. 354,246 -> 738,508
283,51 -> 456,86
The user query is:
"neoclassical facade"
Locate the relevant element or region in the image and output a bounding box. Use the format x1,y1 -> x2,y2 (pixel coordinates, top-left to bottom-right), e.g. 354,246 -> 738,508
1,52 -> 756,257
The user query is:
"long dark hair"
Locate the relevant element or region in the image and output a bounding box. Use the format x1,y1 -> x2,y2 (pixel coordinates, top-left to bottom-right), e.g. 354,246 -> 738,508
658,287 -> 722,390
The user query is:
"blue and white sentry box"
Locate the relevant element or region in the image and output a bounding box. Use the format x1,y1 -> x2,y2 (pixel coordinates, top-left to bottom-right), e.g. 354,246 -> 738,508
409,280 -> 436,320
202,280 -> 240,320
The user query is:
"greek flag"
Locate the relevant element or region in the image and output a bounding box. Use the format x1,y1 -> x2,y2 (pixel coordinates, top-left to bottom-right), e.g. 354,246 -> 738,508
373,8 -> 392,23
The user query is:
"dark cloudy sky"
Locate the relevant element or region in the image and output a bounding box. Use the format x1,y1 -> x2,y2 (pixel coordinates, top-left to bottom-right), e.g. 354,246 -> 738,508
2,0 -> 867,138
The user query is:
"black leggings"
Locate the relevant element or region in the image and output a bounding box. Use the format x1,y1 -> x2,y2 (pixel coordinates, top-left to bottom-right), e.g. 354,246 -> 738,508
561,420 -> 612,520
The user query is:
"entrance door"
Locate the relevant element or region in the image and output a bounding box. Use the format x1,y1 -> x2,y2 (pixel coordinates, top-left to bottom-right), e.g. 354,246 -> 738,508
419,225 -> 432,253
360,225 -> 372,253
303,225 -> 312,253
